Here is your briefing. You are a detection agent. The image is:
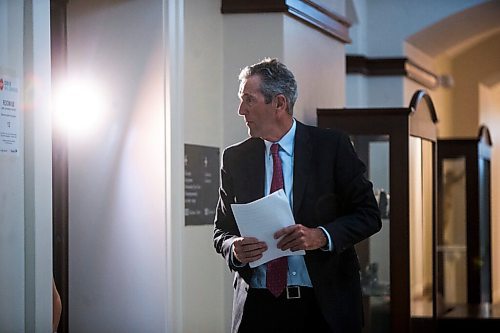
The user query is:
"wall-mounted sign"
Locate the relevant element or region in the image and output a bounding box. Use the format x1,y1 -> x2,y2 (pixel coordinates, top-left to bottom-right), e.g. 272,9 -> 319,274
185,144 -> 220,226
0,74 -> 19,155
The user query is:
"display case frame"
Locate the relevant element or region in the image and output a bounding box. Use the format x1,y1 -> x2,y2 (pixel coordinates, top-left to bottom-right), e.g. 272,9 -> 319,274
437,126 -> 493,308
317,90 -> 439,333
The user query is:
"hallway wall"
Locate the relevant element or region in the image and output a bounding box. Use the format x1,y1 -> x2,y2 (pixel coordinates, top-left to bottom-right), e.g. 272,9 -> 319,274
284,16 -> 345,123
65,1 -> 345,331
183,0 -> 226,331
66,1 -> 168,331
450,33 -> 500,136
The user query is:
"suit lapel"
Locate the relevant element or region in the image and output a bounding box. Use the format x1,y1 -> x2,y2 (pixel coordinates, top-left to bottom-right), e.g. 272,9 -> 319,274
293,121 -> 312,218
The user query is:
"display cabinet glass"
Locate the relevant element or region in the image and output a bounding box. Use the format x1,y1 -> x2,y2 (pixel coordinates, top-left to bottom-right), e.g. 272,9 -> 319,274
317,90 -> 438,333
437,126 -> 492,314
351,135 -> 391,333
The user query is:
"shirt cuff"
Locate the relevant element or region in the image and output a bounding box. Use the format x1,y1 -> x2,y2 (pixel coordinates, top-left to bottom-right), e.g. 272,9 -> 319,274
230,242 -> 246,268
318,226 -> 334,252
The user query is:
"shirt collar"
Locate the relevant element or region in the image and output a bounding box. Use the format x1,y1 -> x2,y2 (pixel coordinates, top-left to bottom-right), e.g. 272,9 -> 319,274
264,119 -> 296,156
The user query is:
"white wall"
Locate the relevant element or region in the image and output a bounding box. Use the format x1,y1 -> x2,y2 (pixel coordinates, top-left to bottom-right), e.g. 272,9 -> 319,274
0,2 -> 25,330
183,0 -> 226,332
67,1 -> 167,331
223,13 -> 285,147
284,16 -> 345,123
346,75 -> 367,107
0,1 -> 52,331
314,0 -> 344,14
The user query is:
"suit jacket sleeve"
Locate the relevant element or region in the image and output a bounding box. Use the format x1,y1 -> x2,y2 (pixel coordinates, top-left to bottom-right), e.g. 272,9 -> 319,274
213,147 -> 251,279
324,132 -> 382,254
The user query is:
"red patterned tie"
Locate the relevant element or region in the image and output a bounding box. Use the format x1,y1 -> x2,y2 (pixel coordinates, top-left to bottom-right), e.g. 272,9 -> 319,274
266,143 -> 288,297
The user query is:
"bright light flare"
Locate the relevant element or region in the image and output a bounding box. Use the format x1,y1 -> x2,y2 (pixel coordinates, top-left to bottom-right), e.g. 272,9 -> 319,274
53,78 -> 107,135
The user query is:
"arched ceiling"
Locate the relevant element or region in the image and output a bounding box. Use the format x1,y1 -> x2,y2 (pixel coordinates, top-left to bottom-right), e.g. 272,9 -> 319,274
406,1 -> 500,58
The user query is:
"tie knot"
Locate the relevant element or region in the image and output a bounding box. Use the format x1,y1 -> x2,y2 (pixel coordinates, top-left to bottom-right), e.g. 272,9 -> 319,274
270,143 -> 280,155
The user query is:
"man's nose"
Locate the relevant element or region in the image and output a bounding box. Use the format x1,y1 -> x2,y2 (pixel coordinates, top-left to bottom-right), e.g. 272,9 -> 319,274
238,102 -> 246,116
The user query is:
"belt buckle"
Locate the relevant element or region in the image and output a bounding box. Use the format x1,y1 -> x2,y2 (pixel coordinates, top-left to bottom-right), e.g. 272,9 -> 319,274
286,286 -> 301,299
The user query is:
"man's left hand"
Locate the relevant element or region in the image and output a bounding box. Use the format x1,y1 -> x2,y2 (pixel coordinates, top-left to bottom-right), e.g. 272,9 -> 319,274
274,224 -> 327,251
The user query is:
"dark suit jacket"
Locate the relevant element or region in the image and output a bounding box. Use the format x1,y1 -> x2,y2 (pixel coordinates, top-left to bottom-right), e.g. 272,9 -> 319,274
214,120 -> 381,333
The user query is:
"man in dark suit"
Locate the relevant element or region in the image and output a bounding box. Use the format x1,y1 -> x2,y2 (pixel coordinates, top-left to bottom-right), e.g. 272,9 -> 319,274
214,58 -> 381,333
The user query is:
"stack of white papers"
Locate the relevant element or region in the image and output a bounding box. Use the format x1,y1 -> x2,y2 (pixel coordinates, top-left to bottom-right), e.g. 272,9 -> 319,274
231,189 -> 305,268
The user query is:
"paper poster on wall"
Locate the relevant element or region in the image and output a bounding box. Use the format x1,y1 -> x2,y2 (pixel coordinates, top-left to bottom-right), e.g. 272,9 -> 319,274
0,74 -> 19,155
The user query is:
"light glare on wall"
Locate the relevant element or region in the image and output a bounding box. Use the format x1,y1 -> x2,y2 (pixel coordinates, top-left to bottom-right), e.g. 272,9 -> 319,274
53,79 -> 106,135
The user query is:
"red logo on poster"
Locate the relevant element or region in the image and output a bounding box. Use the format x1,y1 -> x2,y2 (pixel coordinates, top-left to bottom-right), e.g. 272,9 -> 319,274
0,78 -> 4,91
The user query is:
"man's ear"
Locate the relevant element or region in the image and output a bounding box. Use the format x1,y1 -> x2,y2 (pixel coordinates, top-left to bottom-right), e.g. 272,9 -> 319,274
275,94 -> 287,113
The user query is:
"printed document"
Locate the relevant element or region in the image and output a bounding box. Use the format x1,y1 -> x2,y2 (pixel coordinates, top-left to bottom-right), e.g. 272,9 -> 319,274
231,189 -> 305,268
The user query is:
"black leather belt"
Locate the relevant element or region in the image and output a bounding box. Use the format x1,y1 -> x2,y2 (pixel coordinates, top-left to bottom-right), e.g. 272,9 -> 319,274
247,286 -> 312,300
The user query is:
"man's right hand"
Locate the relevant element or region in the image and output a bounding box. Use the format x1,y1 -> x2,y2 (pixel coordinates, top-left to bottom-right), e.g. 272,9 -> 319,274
232,237 -> 268,265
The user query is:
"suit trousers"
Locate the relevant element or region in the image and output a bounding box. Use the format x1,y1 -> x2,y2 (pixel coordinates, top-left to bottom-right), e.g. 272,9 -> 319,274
238,287 -> 332,333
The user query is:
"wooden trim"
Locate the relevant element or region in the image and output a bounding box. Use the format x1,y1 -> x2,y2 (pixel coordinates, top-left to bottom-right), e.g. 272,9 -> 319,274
409,90 -> 438,123
221,0 -> 287,13
347,56 -> 407,76
478,125 -> 493,146
221,0 -> 351,43
318,96 -> 441,331
437,139 -> 480,305
347,55 -> 440,90
317,107 -> 411,119
50,1 -> 69,332
408,90 -> 438,140
286,0 -> 351,42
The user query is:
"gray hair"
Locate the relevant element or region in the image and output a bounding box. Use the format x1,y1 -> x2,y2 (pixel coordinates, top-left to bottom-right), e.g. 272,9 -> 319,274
239,58 -> 298,115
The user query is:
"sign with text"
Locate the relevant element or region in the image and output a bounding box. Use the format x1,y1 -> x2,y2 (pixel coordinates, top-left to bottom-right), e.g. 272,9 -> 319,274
185,144 -> 220,226
0,74 -> 19,155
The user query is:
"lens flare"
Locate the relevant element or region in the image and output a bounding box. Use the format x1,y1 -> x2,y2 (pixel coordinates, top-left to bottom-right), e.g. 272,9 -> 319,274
53,78 -> 106,135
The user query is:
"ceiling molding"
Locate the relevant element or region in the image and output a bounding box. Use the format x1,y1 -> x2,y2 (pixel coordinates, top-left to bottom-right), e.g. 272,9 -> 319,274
221,0 -> 351,43
347,55 -> 440,90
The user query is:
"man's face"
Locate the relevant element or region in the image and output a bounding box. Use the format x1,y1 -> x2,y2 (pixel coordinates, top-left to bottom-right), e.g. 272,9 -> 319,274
238,75 -> 277,140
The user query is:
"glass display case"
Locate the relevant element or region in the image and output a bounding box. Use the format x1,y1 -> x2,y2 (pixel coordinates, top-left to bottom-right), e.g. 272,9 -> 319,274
437,126 -> 492,314
317,90 -> 438,333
